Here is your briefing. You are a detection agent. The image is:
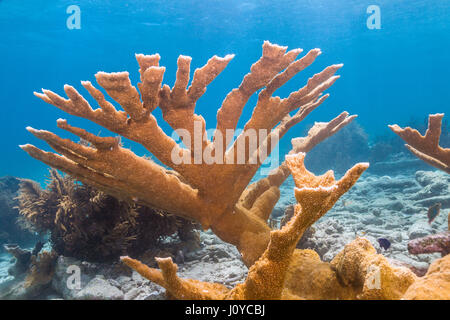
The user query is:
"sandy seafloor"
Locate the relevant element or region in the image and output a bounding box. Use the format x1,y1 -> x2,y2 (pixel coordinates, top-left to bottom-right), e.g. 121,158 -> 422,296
0,166 -> 448,299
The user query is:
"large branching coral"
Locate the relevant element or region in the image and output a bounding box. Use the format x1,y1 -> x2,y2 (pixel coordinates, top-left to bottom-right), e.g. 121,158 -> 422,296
21,41 -> 422,299
17,170 -> 197,262
21,41 -> 351,266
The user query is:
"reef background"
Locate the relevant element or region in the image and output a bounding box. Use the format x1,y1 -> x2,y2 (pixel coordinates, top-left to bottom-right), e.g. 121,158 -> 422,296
0,0 -> 449,181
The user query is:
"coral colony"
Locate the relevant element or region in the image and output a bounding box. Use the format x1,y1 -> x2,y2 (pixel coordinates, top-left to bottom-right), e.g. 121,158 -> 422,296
19,42 -> 449,299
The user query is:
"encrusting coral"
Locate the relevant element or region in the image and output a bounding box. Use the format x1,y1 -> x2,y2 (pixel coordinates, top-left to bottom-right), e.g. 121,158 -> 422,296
389,113 -> 450,174
17,169 -> 198,262
21,41 -> 439,299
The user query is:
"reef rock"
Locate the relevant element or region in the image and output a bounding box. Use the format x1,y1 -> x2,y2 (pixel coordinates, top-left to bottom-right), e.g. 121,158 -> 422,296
408,220 -> 434,240
75,277 -> 124,300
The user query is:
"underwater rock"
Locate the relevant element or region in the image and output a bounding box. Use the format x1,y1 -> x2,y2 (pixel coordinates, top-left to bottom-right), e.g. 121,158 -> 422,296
51,255 -> 130,299
402,254 -> 450,300
408,231 -> 450,257
409,182 -> 449,201
3,244 -> 31,277
368,157 -> 428,176
415,170 -> 449,187
75,277 -> 124,300
0,245 -> 57,299
414,195 -> 450,209
408,220 -> 434,240
275,167 -> 449,277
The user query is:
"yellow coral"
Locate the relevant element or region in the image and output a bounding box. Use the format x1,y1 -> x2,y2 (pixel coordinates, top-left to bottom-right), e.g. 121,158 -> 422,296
331,238 -> 417,300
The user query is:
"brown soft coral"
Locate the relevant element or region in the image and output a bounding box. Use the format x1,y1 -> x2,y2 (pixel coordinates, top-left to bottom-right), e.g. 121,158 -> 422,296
17,170 -> 198,262
24,250 -> 58,290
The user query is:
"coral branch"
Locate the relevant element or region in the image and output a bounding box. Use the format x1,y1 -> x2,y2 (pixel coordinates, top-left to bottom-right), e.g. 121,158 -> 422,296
389,113 -> 450,173
287,153 -> 369,231
238,111 -> 357,213
20,125 -> 203,224
214,42 -> 303,148
121,256 -> 230,300
25,41 -> 346,234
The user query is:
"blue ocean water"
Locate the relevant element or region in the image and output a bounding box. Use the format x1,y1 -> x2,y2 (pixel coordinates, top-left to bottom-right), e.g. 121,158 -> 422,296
0,0 -> 449,181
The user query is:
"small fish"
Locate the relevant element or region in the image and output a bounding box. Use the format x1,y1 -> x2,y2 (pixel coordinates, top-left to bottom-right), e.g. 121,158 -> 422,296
377,238 -> 391,250
427,203 -> 441,224
355,230 -> 367,237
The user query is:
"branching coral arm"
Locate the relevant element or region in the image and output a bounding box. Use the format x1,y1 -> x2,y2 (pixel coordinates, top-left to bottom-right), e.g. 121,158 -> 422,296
34,73 -> 188,173
389,113 -> 450,174
158,54 -> 234,153
20,121 -> 204,223
214,41 -> 303,151
120,256 -> 230,300
238,111 -> 357,214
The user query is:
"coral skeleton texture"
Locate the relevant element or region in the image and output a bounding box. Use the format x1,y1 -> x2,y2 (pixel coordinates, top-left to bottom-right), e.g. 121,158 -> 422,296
21,42 -> 449,299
